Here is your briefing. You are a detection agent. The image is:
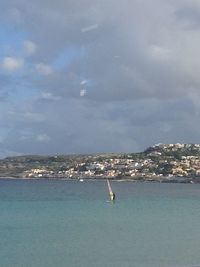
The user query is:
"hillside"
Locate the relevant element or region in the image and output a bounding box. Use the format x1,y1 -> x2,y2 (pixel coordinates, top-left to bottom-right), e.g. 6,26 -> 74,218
1,143 -> 200,183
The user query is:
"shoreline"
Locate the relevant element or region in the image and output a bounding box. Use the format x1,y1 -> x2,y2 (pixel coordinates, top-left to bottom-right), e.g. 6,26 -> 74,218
0,176 -> 199,184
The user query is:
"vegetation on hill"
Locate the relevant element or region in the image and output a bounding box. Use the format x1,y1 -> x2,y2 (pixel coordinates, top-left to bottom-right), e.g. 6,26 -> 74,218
1,144 -> 200,182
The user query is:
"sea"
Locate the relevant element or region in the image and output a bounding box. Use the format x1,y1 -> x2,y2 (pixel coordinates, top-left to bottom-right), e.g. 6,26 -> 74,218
1,179 -> 200,267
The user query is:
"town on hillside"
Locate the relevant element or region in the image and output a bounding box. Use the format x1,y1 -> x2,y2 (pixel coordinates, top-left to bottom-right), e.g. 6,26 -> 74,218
1,143 -> 200,183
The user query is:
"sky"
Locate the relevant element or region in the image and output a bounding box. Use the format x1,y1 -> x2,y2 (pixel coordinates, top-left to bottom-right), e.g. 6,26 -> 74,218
1,0 -> 200,157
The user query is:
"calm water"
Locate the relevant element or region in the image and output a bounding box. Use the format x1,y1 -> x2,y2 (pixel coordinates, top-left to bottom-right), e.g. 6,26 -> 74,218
1,180 -> 200,267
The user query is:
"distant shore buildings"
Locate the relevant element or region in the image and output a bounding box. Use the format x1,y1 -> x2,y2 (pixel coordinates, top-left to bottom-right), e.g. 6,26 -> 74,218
1,143 -> 200,183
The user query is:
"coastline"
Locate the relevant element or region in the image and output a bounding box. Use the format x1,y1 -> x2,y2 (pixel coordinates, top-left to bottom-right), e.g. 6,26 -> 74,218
0,175 -> 198,184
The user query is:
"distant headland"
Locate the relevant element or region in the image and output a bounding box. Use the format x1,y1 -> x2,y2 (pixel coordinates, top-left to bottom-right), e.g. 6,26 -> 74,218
2,143 -> 200,183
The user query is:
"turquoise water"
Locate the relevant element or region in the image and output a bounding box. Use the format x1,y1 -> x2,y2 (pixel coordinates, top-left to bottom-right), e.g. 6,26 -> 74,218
1,180 -> 200,267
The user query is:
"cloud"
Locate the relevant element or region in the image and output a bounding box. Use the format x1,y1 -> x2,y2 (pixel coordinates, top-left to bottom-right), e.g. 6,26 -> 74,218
81,23 -> 99,33
41,92 -> 60,101
1,0 -> 200,156
150,45 -> 171,61
23,112 -> 45,122
8,110 -> 45,123
36,133 -> 51,142
8,0 -> 198,102
35,63 -> 53,75
80,80 -> 88,85
1,57 -> 24,71
24,40 -> 37,55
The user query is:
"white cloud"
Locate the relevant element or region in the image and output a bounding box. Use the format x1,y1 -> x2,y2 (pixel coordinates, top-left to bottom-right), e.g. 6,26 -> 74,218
8,110 -> 45,122
80,80 -> 88,85
24,40 -> 37,55
23,112 -> 45,122
150,45 -> 171,60
41,92 -> 60,101
35,63 -> 53,75
9,8 -> 22,24
81,24 -> 99,33
36,134 -> 51,142
2,57 -> 24,71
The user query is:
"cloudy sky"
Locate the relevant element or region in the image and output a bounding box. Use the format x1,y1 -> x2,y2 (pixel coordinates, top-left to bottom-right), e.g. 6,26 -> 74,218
0,0 -> 200,157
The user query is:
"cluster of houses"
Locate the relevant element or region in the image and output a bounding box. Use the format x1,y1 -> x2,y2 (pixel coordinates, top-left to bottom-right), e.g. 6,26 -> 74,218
23,144 -> 200,181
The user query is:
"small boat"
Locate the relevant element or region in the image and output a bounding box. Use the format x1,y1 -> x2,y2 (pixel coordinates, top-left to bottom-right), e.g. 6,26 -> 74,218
79,179 -> 84,182
107,179 -> 115,201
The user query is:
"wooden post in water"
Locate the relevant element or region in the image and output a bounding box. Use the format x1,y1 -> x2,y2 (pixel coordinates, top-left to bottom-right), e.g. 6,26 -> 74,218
107,179 -> 115,201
